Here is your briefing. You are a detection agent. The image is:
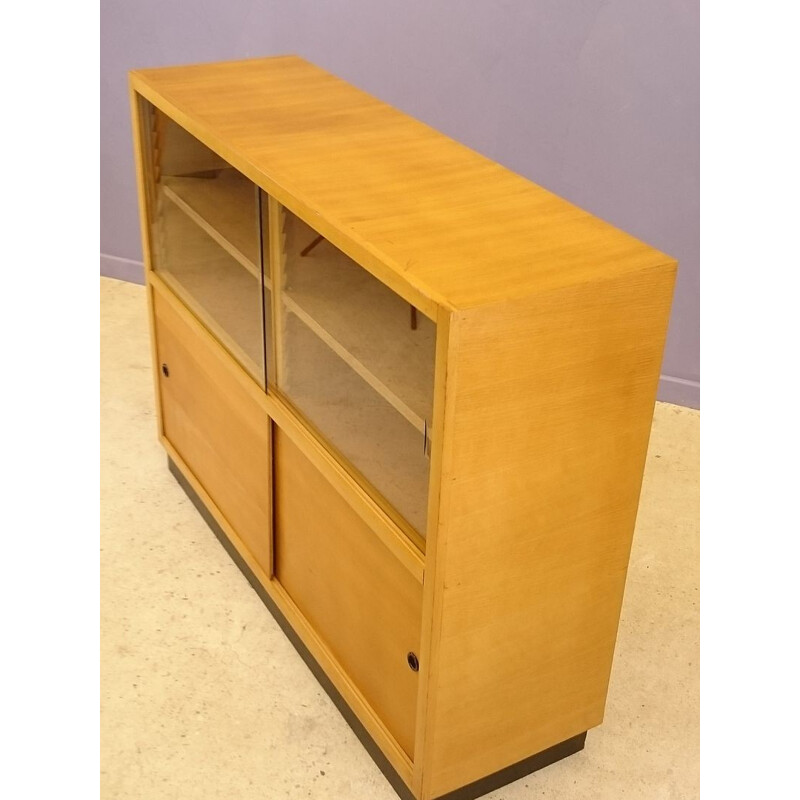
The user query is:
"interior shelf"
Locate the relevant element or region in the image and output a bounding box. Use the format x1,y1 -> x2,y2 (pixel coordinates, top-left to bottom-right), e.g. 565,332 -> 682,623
156,169 -> 434,533
282,213 -> 436,435
158,170 -> 435,437
282,313 -> 430,536
161,170 -> 261,281
156,196 -> 268,384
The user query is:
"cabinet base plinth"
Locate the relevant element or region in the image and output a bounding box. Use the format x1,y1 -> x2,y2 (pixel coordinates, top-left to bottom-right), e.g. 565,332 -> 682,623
167,456 -> 587,800
431,731 -> 586,800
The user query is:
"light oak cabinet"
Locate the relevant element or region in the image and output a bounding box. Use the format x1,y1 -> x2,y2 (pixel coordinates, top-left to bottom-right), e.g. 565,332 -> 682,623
130,56 -> 676,800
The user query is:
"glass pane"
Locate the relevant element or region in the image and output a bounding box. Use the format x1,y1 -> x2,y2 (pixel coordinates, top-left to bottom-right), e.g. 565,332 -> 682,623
273,208 -> 437,538
143,101 -> 270,386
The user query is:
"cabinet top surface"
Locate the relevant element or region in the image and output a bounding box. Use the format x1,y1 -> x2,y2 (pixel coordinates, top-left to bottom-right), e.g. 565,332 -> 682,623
131,55 -> 675,311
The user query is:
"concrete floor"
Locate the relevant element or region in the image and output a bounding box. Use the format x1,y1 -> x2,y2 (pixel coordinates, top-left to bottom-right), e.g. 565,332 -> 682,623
100,276 -> 699,799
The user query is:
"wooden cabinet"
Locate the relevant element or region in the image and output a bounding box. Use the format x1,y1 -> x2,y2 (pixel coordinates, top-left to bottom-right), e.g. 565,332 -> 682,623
130,56 -> 676,800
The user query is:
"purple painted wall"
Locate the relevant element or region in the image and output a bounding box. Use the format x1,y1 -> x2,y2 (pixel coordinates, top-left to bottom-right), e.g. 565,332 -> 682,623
101,0 -> 699,407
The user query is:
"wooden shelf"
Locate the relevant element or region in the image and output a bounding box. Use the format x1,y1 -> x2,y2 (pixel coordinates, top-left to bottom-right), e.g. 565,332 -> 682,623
156,197 -> 268,384
282,213 -> 436,435
157,166 -> 433,527
161,170 -> 261,281
282,313 -> 430,537
159,172 -> 436,435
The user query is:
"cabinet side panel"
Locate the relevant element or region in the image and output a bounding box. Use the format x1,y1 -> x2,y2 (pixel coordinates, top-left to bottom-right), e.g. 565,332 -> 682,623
129,89 -> 155,274
424,264 -> 676,798
130,89 -> 163,435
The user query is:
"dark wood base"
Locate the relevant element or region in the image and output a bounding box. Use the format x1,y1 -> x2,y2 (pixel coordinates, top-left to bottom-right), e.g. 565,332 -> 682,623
433,732 -> 586,800
168,456 -> 587,800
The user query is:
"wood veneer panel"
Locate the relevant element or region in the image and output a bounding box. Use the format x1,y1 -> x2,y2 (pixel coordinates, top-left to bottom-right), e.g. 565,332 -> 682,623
153,287 -> 271,575
130,57 -> 672,312
162,171 -> 261,278
273,427 -> 422,758
421,263 -> 676,798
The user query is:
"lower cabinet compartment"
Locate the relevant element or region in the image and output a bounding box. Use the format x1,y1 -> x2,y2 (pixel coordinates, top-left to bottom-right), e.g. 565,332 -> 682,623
152,287 -> 272,575
272,426 -> 422,758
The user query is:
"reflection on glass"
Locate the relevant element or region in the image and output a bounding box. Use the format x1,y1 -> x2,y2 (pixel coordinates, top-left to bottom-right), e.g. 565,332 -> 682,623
144,101 -> 269,386
274,208 -> 437,537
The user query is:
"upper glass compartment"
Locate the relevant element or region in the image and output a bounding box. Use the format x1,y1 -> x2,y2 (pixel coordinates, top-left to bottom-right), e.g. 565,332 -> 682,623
140,99 -> 437,542
142,101 -> 270,386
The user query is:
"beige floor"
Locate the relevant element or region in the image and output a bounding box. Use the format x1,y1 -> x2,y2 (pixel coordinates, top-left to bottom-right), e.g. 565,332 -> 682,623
100,276 -> 699,799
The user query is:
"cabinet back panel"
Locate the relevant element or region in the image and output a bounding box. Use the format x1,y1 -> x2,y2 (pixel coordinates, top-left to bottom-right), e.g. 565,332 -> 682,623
153,288 -> 271,574
273,426 -> 421,758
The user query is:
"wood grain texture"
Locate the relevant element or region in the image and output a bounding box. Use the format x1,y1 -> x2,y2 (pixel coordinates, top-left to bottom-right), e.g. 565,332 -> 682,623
129,92 -> 164,436
411,306 -> 453,796
273,427 -> 423,758
265,392 -> 425,583
155,107 -> 229,176
266,579 -> 416,788
149,272 -> 270,415
420,263 -> 676,799
129,57 -> 672,314
153,286 -> 271,576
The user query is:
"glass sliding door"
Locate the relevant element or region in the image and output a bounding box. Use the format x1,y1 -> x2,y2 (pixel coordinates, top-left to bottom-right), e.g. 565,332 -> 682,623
270,206 -> 436,540
141,100 -> 271,387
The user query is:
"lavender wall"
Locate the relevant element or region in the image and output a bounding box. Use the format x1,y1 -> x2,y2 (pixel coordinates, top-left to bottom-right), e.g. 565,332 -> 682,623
101,0 -> 699,407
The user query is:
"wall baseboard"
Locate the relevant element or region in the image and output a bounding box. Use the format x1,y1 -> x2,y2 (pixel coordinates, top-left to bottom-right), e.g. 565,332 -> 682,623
100,253 -> 145,285
99,254 -> 700,409
657,374 -> 699,409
